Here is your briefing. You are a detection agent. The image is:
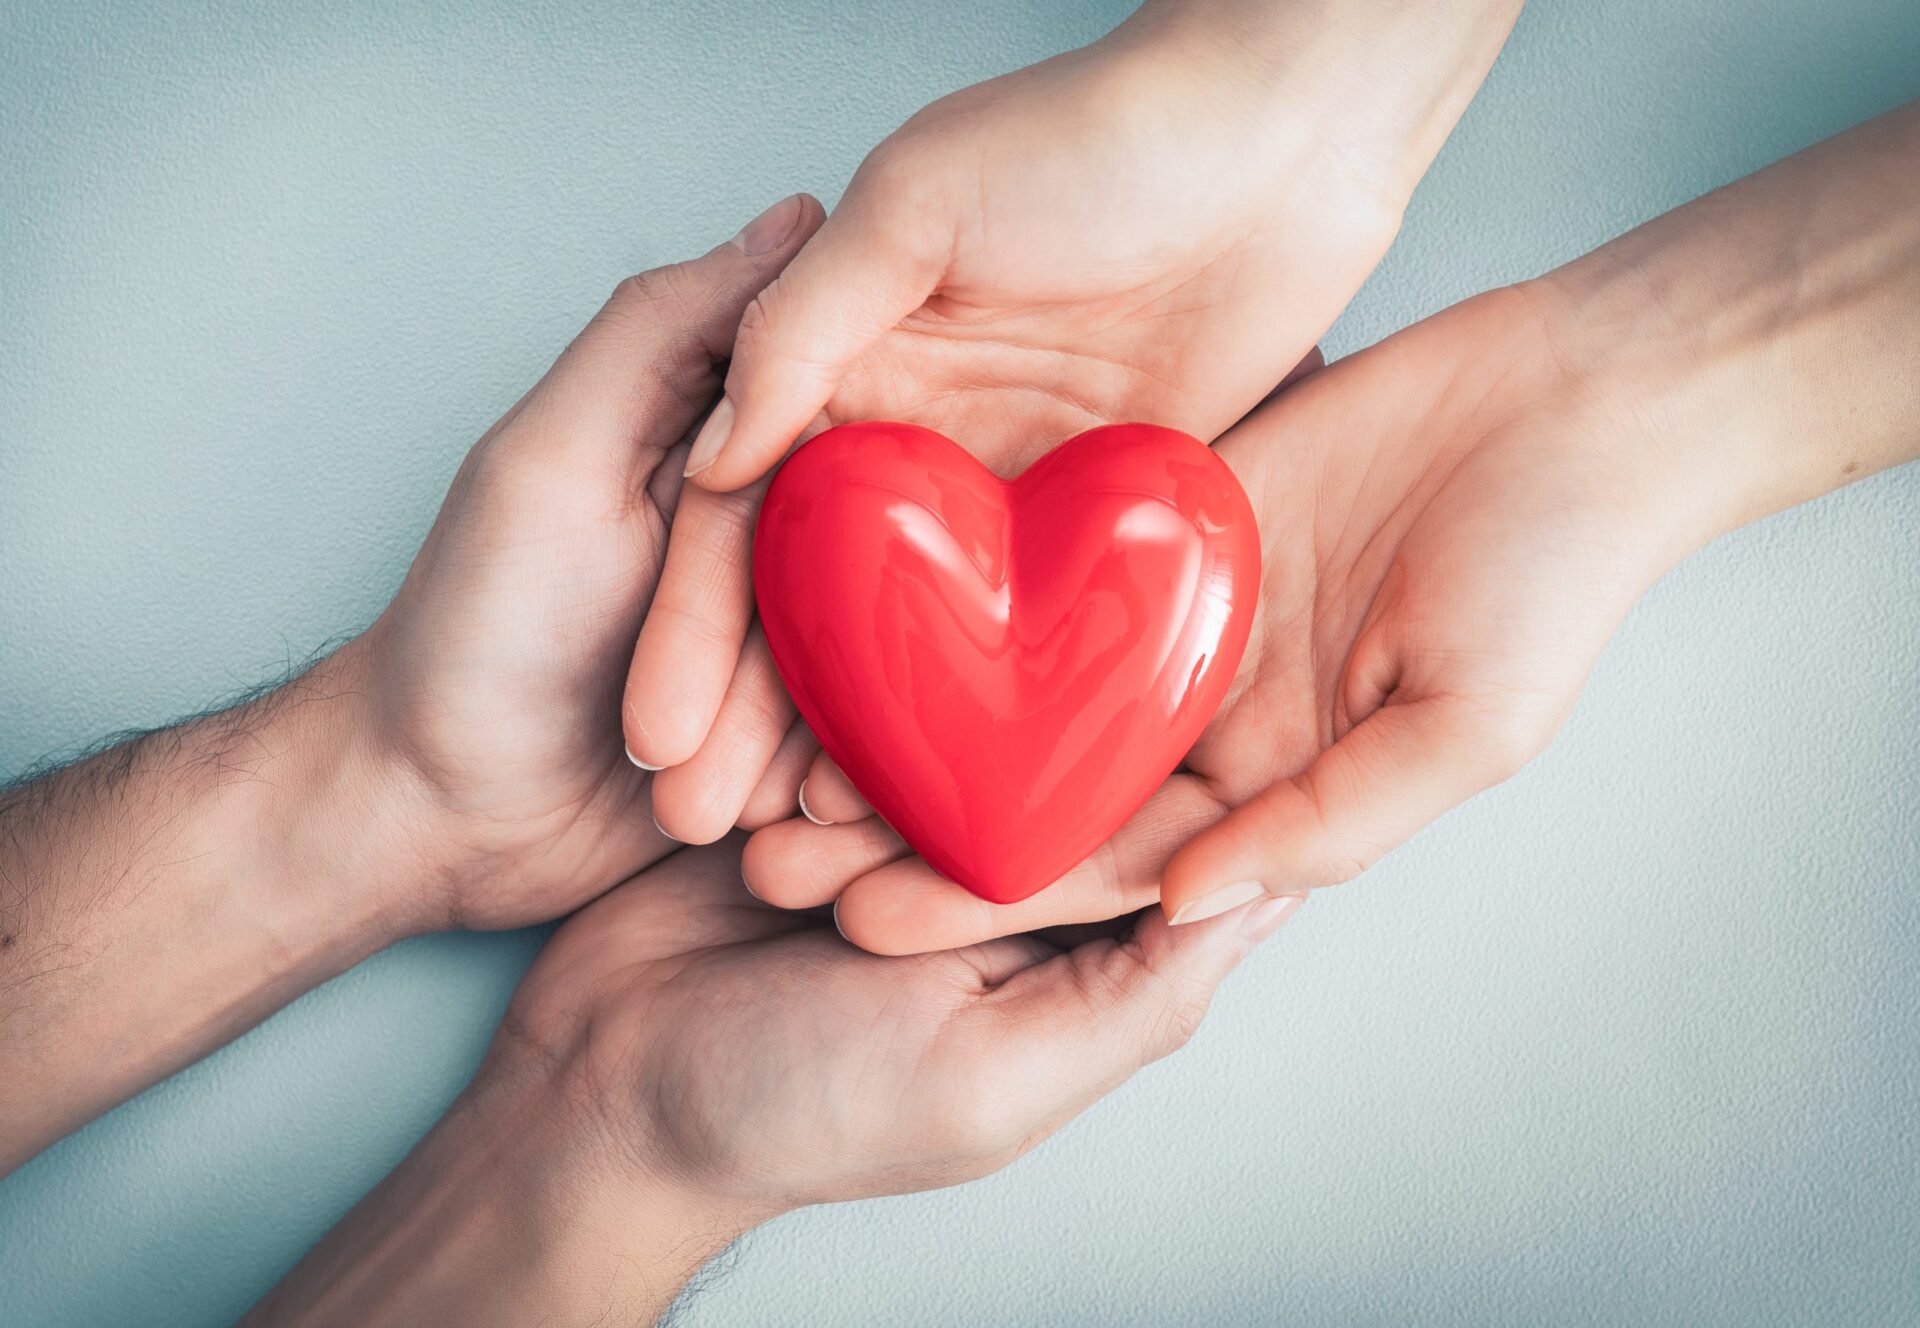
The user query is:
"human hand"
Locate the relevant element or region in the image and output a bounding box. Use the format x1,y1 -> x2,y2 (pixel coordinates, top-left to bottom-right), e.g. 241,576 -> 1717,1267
244,839 -> 1304,1324
337,199 -> 824,932
623,0 -> 1526,836
743,100 -> 1920,950
0,208 -> 840,1168
739,285 -> 1652,948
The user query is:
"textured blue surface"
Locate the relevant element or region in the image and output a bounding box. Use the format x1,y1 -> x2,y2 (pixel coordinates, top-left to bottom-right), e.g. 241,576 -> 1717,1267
2,1 -> 1917,1323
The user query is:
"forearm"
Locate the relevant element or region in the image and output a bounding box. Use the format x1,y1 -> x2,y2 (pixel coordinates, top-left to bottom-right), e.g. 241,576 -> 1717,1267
0,644 -> 421,1171
1537,101 -> 1920,560
242,1057 -> 754,1327
1117,0 -> 1528,198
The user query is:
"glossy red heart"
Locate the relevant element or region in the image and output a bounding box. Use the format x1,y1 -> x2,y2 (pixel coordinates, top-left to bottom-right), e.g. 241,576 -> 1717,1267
754,422 -> 1259,904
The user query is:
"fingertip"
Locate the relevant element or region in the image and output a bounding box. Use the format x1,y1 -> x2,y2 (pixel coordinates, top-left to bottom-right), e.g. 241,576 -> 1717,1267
797,780 -> 834,826
737,722 -> 818,830
802,751 -> 872,824
682,413 -> 797,492
681,396 -> 736,481
647,768 -> 735,847
1166,879 -> 1270,927
622,690 -> 701,772
1158,792 -> 1290,925
829,890 -> 920,957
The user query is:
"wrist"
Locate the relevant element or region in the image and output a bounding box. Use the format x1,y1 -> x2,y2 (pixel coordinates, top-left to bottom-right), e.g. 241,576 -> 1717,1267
1526,106 -> 1920,553
246,1051 -> 760,1326
1442,279 -> 1732,587
1110,0 -> 1525,204
239,642 -> 446,953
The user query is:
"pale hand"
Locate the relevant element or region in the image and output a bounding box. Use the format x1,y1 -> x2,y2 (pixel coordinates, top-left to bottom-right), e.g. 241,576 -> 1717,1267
741,284 -> 1674,950
623,14 -> 1421,840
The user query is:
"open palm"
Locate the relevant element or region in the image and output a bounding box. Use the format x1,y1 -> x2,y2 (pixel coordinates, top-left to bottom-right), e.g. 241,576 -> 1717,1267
627,37 -> 1406,837
741,286 -> 1668,950
497,838 -> 1298,1214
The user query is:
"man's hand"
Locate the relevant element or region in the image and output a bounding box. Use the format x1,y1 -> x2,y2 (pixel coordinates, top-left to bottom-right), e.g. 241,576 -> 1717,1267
345,194 -> 824,932
621,0 -> 1527,838
0,206 -> 823,1168
740,102 -> 1920,952
242,838 -> 1304,1326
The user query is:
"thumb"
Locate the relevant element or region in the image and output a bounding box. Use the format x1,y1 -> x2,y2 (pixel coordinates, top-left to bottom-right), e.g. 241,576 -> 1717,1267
507,193 -> 826,468
966,896 -> 1305,1137
680,165 -> 947,490
1162,694 -> 1541,925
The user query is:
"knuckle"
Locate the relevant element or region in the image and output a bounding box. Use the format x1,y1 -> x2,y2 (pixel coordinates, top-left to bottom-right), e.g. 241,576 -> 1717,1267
1320,853 -> 1374,887
1156,990 -> 1211,1057
1477,707 -> 1546,779
730,287 -> 780,359
932,1079 -> 1010,1159
608,261 -> 704,324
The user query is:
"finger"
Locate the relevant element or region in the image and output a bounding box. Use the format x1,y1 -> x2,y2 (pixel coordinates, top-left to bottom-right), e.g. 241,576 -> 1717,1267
949,934 -> 1066,989
741,815 -> 908,909
681,155 -> 947,489
559,835 -> 810,962
622,476 -> 768,768
527,194 -> 826,467
648,627 -> 796,844
834,776 -> 1229,956
797,750 -> 871,826
738,720 -> 818,831
1162,694 -> 1540,924
946,894 -> 1306,1152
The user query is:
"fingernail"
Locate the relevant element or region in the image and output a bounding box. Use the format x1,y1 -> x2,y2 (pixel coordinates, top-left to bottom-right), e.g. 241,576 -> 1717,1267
651,812 -> 680,843
625,743 -> 663,772
730,194 -> 805,257
1168,879 -> 1270,927
1240,893 -> 1307,945
682,395 -> 734,478
798,780 -> 835,826
831,898 -> 850,943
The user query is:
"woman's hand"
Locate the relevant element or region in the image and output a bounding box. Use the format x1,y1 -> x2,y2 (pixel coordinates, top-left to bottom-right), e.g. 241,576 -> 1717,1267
742,284 -> 1649,948
623,0 -> 1527,836
742,101 -> 1920,951
244,840 -> 1304,1325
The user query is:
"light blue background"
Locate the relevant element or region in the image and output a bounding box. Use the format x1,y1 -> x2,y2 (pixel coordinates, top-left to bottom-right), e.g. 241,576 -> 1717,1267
3,1 -> 1918,1323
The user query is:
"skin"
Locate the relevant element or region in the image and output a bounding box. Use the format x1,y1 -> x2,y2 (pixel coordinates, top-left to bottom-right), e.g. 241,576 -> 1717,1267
1,216 -> 1304,1323
0,212 -> 830,1170
242,842 -> 1302,1325
741,101 -> 1920,953
623,0 -> 1529,831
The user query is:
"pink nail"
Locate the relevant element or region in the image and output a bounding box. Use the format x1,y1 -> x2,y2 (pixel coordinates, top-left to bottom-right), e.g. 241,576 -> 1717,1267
731,194 -> 805,256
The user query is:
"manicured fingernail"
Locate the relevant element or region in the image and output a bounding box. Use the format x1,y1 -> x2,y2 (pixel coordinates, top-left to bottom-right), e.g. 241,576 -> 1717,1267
1240,893 -> 1307,944
682,395 -> 734,478
798,780 -> 834,826
651,813 -> 680,843
625,743 -> 663,772
831,898 -> 850,943
1168,879 -> 1270,927
730,194 -> 805,256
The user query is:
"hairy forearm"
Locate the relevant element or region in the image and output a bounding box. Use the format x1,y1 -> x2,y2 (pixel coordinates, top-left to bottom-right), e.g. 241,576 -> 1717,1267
0,645 -> 418,1171
1537,100 -> 1920,560
1119,0 -> 1528,197
242,1055 -> 752,1327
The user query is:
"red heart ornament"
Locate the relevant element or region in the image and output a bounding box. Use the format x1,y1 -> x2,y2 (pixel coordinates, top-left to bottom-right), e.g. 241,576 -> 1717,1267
754,422 -> 1260,904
